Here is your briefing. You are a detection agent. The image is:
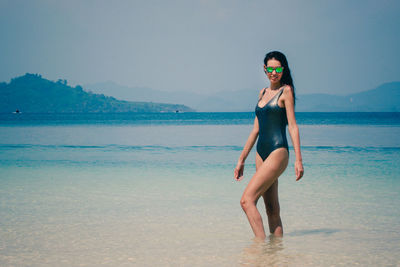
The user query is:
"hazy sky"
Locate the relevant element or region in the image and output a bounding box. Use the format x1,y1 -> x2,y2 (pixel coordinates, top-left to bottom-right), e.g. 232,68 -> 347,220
1,0 -> 399,95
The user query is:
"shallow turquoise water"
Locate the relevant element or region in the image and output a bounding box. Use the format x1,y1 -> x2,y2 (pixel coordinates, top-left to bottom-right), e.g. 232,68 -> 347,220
0,114 -> 400,266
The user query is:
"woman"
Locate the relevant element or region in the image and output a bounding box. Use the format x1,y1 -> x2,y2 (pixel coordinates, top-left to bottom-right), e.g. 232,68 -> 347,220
234,51 -> 304,239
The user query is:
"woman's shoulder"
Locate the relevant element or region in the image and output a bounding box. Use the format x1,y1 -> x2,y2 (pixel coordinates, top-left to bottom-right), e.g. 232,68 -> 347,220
282,84 -> 293,92
282,85 -> 294,95
281,85 -> 294,102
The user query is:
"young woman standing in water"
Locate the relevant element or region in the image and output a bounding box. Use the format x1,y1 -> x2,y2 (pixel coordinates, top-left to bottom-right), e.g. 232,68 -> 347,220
234,51 -> 304,239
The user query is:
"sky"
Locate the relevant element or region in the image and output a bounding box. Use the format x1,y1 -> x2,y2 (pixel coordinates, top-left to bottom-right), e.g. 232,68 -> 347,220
0,0 -> 399,96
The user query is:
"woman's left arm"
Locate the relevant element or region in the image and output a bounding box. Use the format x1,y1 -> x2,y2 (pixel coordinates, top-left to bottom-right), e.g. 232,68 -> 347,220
283,86 -> 304,181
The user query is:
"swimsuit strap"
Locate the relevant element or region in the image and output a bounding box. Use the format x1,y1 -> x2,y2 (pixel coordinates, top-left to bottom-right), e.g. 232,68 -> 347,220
276,87 -> 285,102
258,88 -> 267,101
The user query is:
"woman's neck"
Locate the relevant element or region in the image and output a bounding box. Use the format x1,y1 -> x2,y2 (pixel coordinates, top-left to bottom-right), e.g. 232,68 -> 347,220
270,82 -> 282,90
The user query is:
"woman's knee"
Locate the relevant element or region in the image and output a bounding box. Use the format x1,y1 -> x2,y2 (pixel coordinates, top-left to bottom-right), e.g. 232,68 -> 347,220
240,196 -> 255,212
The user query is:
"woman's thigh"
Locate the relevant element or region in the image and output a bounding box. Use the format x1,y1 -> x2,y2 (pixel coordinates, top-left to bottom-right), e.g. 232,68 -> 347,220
243,148 -> 288,202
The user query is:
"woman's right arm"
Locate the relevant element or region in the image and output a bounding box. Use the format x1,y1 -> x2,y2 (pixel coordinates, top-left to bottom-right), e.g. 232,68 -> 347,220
234,116 -> 259,181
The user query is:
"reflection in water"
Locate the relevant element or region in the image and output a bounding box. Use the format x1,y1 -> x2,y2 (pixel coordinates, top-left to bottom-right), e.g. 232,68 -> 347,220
287,228 -> 340,237
239,235 -> 292,266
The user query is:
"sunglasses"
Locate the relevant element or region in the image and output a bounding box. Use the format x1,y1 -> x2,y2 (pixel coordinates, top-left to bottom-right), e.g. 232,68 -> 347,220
265,66 -> 283,73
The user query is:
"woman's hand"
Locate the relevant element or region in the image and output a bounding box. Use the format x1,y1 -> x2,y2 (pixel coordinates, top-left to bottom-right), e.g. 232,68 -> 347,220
234,162 -> 245,181
295,160 -> 304,181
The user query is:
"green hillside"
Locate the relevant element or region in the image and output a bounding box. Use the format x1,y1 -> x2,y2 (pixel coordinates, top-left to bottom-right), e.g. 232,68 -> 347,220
0,74 -> 194,113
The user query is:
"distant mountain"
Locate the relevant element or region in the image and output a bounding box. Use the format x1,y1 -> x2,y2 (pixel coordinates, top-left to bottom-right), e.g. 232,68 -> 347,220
296,82 -> 400,112
85,81 -> 400,112
0,74 -> 194,113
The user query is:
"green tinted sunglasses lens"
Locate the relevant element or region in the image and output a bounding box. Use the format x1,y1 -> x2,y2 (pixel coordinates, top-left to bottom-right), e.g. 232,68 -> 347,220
266,67 -> 283,73
266,67 -> 274,73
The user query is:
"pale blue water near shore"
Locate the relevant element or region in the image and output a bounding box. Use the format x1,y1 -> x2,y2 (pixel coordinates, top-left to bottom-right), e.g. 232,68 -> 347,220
0,112 -> 400,266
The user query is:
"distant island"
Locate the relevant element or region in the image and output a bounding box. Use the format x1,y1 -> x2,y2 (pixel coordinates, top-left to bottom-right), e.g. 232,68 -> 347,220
0,74 -> 194,113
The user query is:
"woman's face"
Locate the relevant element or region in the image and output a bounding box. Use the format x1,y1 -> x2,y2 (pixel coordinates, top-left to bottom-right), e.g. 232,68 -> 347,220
264,58 -> 283,84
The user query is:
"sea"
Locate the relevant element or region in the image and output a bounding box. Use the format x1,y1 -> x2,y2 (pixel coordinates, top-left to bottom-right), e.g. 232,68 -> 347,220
0,112 -> 399,266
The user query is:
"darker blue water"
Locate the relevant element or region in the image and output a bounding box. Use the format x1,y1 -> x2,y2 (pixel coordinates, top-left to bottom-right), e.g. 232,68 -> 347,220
1,112 -> 400,126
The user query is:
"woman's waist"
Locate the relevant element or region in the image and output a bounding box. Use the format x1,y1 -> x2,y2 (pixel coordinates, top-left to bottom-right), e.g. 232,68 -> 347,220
257,133 -> 287,143
258,127 -> 287,136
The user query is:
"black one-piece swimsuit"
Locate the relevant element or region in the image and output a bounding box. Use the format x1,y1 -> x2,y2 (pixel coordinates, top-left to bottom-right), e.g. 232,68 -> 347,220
255,87 -> 289,161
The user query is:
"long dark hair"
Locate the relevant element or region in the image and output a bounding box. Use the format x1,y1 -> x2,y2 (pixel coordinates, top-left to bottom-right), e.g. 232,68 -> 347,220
264,51 -> 296,104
